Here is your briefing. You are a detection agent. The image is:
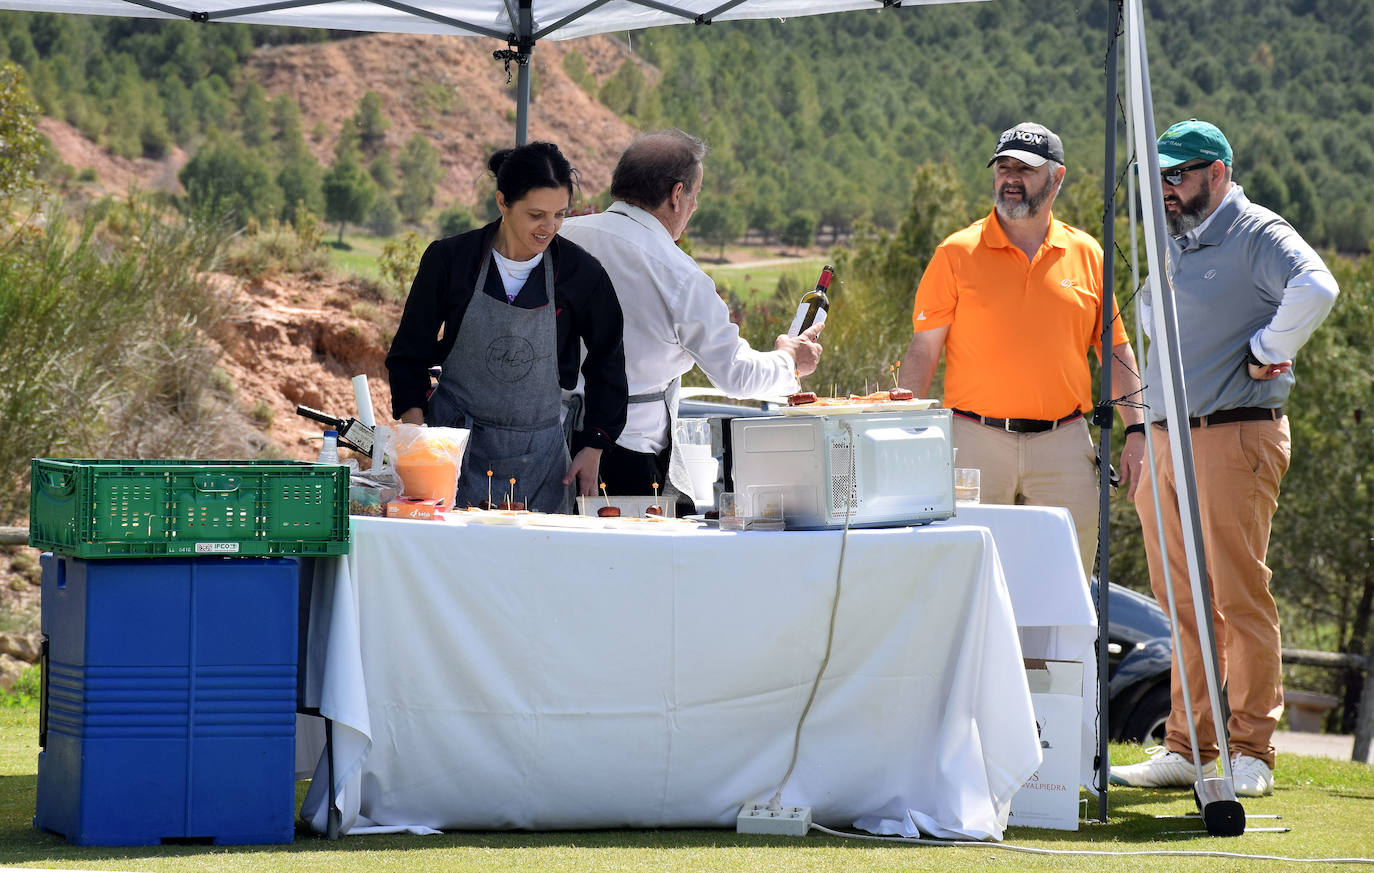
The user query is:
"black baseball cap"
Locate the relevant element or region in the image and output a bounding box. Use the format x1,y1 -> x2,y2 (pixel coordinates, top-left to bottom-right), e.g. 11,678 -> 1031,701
988,122 -> 1066,168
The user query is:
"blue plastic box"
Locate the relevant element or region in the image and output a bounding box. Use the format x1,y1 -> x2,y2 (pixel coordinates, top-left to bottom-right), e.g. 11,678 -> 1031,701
36,554 -> 298,846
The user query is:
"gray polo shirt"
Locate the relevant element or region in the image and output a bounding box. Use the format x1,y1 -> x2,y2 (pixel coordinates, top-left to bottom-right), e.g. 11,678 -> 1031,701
1142,187 -> 1330,420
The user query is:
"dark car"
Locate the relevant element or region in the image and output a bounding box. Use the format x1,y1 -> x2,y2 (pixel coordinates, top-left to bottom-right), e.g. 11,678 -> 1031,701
1093,579 -> 1174,743
679,393 -> 1175,745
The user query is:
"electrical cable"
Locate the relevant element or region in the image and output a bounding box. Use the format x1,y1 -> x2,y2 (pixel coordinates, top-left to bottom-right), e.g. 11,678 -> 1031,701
764,419 -> 857,811
807,823 -> 1374,863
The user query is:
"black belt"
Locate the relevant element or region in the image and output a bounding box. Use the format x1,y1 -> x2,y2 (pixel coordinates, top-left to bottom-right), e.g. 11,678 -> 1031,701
952,409 -> 1083,434
1151,406 -> 1282,429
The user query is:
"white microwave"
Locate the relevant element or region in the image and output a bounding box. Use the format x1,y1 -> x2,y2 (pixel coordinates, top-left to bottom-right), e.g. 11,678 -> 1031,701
729,409 -> 954,529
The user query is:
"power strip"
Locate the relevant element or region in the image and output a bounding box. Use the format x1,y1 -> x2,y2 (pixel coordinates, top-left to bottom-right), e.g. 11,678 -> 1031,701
737,803 -> 812,836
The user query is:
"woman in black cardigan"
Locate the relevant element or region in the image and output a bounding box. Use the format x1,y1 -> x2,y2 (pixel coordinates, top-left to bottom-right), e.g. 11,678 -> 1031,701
386,142 -> 627,513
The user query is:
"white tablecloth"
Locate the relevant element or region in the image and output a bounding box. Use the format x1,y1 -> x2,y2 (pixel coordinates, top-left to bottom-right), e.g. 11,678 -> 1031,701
944,505 -> 1098,789
299,516 -> 1041,840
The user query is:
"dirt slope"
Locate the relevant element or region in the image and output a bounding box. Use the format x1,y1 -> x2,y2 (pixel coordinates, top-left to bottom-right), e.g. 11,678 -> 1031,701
38,116 -> 189,197
210,271 -> 402,462
246,32 -> 648,205
40,32 -> 648,206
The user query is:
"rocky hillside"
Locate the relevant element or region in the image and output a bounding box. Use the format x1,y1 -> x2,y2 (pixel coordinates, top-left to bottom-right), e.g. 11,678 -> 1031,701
41,31 -> 650,206
209,270 -> 401,462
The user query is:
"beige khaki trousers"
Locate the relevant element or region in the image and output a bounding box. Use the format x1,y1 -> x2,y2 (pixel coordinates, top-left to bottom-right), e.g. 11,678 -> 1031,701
952,415 -> 1100,573
1134,417 -> 1290,768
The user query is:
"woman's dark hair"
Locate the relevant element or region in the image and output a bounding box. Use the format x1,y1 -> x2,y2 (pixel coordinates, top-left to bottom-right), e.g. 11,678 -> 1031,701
610,130 -> 708,210
488,141 -> 578,205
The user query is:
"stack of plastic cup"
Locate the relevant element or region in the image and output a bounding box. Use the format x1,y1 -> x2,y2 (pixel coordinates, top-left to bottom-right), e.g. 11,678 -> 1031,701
676,418 -> 718,510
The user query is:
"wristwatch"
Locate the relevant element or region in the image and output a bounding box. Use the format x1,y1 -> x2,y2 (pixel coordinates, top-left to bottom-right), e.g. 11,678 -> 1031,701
1244,346 -> 1266,368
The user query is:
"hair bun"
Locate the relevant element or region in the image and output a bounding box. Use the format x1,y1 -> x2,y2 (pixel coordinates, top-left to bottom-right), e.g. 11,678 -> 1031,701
488,148 -> 515,177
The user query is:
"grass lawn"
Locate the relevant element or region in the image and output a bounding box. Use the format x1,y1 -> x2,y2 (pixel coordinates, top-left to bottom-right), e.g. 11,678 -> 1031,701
325,232 -> 388,280
704,258 -> 829,307
2,705 -> 1371,872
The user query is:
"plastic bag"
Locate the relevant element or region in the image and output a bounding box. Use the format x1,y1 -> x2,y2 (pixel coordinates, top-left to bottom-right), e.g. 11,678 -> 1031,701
391,424 -> 471,506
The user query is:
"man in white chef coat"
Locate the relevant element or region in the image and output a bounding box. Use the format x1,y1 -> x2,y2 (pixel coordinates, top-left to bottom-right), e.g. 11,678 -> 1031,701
560,129 -> 824,503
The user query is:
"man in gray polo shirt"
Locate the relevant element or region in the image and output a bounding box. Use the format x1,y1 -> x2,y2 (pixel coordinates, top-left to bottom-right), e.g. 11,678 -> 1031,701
1110,120 -> 1338,797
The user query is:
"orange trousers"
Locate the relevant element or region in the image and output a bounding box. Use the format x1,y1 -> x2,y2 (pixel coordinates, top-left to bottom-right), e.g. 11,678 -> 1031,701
1133,417 -> 1290,768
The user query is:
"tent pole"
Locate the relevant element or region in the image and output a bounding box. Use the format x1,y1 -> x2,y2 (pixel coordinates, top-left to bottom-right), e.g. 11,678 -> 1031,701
1093,0 -> 1122,825
515,0 -> 533,144
1124,0 -> 1244,836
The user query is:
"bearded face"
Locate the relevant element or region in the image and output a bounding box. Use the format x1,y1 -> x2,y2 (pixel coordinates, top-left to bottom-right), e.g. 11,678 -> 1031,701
1163,182 -> 1214,236
994,167 -> 1059,222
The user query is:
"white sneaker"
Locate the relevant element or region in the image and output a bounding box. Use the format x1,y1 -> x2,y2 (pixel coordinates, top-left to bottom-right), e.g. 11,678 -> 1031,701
1230,753 -> 1275,797
1109,745 -> 1218,788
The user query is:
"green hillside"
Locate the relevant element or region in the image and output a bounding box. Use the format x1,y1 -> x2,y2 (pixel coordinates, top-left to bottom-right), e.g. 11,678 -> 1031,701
1,0 -> 1371,250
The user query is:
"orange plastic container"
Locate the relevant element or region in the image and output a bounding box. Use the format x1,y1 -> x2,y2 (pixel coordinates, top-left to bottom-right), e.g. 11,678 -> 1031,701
392,426 -> 469,506
395,458 -> 459,505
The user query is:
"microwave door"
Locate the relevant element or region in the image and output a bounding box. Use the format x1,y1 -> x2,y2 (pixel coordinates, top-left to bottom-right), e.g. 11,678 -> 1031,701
856,425 -> 950,521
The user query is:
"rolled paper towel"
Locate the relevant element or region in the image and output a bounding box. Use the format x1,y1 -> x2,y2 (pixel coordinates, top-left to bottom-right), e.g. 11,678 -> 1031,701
352,374 -> 376,427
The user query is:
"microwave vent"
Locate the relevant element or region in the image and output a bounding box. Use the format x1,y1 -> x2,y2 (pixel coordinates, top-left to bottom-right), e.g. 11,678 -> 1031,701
829,438 -> 858,512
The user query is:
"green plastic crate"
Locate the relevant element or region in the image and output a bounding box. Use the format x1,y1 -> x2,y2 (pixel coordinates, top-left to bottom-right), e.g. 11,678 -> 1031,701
29,459 -> 350,559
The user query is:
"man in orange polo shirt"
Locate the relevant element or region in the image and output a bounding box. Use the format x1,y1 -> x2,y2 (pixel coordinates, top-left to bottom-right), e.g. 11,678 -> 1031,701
900,122 -> 1146,573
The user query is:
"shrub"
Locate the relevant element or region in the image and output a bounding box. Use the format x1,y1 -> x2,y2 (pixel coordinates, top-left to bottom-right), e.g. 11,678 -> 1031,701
437,204 -> 477,238
0,197 -> 257,524
222,213 -> 331,280
378,232 -> 423,300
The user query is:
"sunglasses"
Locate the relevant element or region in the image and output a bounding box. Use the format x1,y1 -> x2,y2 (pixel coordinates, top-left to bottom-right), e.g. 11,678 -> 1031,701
1160,161 -> 1213,186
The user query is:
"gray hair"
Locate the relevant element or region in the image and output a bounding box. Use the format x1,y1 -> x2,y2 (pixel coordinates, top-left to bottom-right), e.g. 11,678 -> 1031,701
610,130 -> 709,210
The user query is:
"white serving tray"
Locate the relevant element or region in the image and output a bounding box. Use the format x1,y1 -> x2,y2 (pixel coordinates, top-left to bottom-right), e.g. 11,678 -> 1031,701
778,398 -> 937,416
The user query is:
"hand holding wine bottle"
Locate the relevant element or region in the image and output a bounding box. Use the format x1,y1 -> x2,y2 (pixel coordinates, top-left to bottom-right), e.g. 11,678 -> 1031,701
774,320 -> 825,377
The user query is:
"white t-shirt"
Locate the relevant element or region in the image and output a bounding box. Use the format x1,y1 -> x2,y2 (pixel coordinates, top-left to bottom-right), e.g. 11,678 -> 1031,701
491,249 -> 543,302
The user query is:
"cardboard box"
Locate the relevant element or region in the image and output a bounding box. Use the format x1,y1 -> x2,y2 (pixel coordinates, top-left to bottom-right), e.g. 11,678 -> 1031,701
1009,658 -> 1084,831
385,497 -> 446,520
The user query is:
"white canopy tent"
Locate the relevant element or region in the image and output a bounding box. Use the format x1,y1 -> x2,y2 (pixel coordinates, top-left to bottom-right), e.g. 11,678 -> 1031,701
0,0 -> 1232,831
0,0 -> 981,143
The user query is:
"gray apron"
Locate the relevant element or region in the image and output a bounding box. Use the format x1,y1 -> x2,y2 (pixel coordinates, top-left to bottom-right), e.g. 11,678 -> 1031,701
629,379 -> 694,504
428,248 -> 570,513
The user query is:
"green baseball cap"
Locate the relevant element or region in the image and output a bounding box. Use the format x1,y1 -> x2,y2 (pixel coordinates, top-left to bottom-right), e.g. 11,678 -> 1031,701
1157,118 -> 1232,168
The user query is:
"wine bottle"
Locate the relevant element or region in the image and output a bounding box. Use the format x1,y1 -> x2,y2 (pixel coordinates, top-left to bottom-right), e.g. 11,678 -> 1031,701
787,265 -> 834,336
296,405 -> 374,454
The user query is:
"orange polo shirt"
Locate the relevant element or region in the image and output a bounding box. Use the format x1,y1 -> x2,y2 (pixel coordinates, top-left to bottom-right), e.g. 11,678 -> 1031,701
911,210 -> 1126,420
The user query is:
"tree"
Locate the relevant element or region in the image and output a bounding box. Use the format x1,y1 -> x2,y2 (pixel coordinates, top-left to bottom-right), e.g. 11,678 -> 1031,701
437,204 -> 478,238
352,90 -> 389,155
397,133 -> 443,223
270,94 -> 303,146
238,81 -> 270,149
277,150 -> 324,223
179,137 -> 281,226
562,49 -> 596,93
747,177 -> 784,244
877,163 -> 971,292
365,194 -> 401,237
779,211 -> 817,252
369,151 -> 397,193
690,200 -> 747,261
1267,252 -> 1374,730
0,63 -> 42,200
599,59 -> 647,117
322,151 -> 376,244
